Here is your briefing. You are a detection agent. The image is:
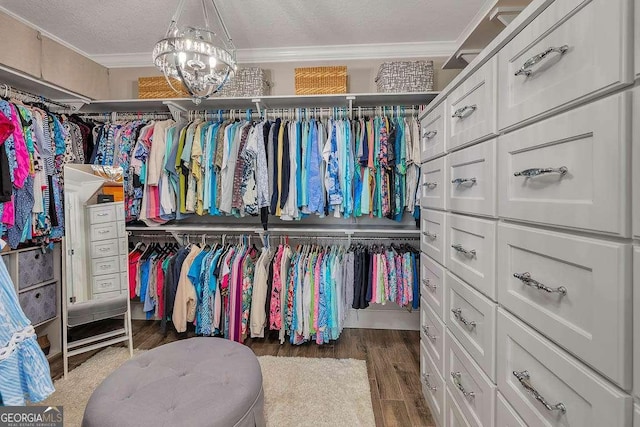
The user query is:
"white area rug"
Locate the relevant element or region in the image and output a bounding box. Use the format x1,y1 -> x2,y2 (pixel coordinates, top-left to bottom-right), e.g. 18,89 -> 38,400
40,347 -> 375,427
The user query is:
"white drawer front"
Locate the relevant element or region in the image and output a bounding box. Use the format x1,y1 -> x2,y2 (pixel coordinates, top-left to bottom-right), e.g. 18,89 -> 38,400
446,272 -> 496,382
92,273 -> 120,295
497,393 -> 527,427
421,209 -> 447,267
421,156 -> 446,211
118,238 -> 127,255
634,246 -> 640,399
445,331 -> 496,427
94,290 -> 122,300
448,57 -> 497,151
498,223 -> 632,389
497,0 -> 633,130
88,205 -> 117,225
421,297 -> 446,377
446,388 -> 472,427
91,222 -> 119,242
446,214 -> 497,300
117,221 -> 127,238
421,253 -> 446,321
498,93 -> 631,236
421,102 -> 446,162
497,309 -> 632,427
633,87 -> 640,238
447,139 -> 496,218
421,341 -> 445,427
92,256 -> 120,277
91,240 -> 119,259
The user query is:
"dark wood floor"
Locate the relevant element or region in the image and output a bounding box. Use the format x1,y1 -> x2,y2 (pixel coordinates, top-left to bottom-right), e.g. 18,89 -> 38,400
49,320 -> 434,427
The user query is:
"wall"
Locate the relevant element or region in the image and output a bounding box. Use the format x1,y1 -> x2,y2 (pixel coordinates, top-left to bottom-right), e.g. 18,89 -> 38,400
108,58 -> 460,99
0,11 -> 109,99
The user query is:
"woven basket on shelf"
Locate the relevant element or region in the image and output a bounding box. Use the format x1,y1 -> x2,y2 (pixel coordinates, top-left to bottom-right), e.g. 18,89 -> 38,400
294,66 -> 347,95
138,76 -> 188,99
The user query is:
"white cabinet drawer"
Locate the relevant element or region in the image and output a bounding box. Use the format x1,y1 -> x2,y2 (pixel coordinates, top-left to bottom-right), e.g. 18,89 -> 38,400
421,341 -> 445,427
498,93 -> 631,236
421,102 -> 446,162
497,0 -> 633,130
92,256 -> 120,277
446,388 -> 472,427
633,87 -> 640,238
634,246 -> 640,399
497,393 -> 527,427
92,273 -> 121,295
117,221 -> 127,238
448,57 -> 497,151
91,240 -> 119,259
87,204 -> 117,225
445,272 -> 496,382
445,331 -> 496,427
421,156 -> 446,211
445,214 -> 497,300
421,209 -> 447,267
94,290 -> 122,300
447,59 -> 497,152
421,253 -> 446,321
498,223 -> 632,389
90,222 -> 119,242
118,238 -> 127,255
497,309 -> 633,427
447,140 -> 496,218
421,297 -> 446,377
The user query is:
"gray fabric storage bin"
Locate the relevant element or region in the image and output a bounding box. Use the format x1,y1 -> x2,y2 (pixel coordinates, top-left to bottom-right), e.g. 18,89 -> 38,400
18,248 -> 54,289
375,60 -> 434,93
218,67 -> 270,97
19,282 -> 57,325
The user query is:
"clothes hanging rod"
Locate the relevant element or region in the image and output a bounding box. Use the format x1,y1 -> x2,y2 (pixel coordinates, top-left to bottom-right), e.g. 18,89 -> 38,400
0,83 -> 76,111
126,226 -> 419,236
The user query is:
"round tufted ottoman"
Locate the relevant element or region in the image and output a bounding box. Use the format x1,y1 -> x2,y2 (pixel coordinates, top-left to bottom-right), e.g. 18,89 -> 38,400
82,338 -> 265,427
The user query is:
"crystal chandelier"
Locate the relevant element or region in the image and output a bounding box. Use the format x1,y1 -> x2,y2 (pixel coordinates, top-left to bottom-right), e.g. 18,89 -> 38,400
153,0 -> 237,104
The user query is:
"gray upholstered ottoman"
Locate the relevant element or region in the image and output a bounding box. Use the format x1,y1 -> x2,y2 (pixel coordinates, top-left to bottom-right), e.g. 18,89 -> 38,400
82,338 -> 265,427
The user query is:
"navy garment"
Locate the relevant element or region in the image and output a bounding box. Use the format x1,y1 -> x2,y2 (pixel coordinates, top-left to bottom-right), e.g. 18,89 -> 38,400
279,122 -> 290,209
269,119 -> 281,215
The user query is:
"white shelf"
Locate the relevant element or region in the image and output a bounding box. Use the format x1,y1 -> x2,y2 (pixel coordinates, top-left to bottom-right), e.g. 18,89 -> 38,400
442,0 -> 531,69
127,225 -> 419,237
0,65 -> 91,106
82,92 -> 439,114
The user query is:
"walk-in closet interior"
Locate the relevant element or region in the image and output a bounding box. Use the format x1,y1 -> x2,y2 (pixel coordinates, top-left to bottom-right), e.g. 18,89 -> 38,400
0,0 -> 638,426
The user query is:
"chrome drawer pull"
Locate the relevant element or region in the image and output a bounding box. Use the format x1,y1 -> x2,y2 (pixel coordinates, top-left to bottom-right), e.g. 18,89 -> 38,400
424,130 -> 438,139
422,278 -> 437,291
451,177 -> 476,186
513,370 -> 566,413
514,166 -> 568,178
451,244 -> 476,258
422,373 -> 437,391
452,105 -> 477,119
514,272 -> 567,296
422,182 -> 438,189
451,308 -> 477,328
96,213 -> 109,217
98,230 -> 110,234
422,231 -> 437,240
515,45 -> 569,77
422,325 -> 437,341
451,372 -> 475,398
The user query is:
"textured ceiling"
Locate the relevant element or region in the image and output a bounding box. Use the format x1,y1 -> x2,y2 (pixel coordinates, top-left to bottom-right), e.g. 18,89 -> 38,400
0,0 -> 485,55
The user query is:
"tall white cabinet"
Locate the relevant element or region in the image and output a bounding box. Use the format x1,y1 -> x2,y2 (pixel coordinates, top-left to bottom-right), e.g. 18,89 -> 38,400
418,0 -> 638,425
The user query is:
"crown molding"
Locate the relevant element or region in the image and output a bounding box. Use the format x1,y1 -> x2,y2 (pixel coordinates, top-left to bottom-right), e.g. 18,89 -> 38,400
92,41 -> 457,68
0,5 -> 93,59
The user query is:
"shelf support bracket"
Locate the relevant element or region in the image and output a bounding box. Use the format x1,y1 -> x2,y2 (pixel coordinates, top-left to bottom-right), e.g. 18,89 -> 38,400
346,96 -> 355,119
163,101 -> 188,122
252,98 -> 264,118
56,99 -> 89,112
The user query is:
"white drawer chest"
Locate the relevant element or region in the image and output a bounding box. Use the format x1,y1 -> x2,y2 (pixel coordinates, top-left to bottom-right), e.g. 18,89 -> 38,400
418,0 -> 638,425
86,202 -> 128,299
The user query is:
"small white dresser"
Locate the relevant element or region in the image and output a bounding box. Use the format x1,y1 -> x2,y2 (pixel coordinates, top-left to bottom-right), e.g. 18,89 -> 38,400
86,202 -> 128,299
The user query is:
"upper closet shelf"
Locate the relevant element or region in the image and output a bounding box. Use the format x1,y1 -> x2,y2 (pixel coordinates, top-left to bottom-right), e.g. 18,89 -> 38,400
442,0 -> 532,69
81,92 -> 439,114
127,225 -> 420,237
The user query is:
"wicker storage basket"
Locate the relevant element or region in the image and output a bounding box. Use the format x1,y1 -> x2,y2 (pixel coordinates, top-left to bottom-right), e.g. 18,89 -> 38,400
217,67 -> 270,97
375,60 -> 434,93
138,76 -> 188,99
295,66 -> 347,95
